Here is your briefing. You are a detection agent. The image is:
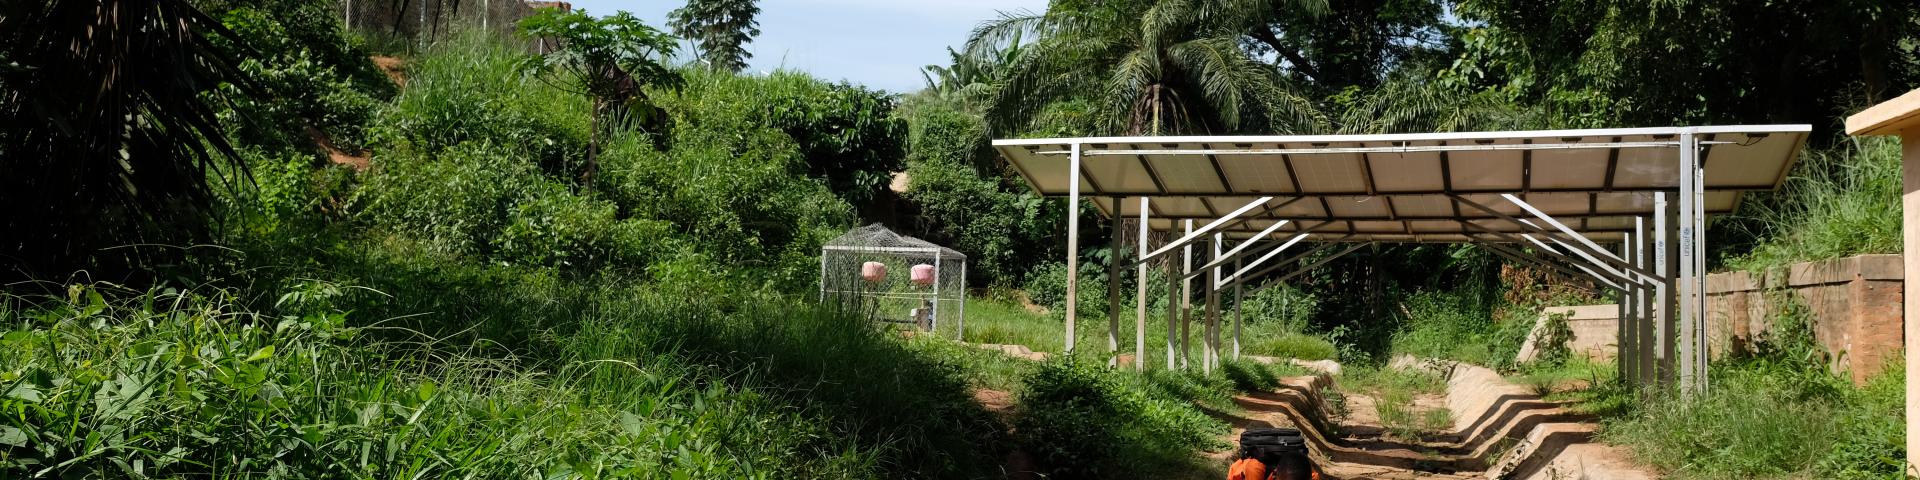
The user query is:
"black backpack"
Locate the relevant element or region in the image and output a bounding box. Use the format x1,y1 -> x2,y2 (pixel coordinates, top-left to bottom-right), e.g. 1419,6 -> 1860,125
1239,427 -> 1308,461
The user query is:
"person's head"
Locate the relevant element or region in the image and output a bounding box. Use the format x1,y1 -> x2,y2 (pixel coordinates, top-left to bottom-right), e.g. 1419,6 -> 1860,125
1266,454 -> 1312,480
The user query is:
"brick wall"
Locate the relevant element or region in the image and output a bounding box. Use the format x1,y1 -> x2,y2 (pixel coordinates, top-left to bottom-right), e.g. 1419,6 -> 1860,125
1519,254 -> 1903,385
1704,254 -> 1903,384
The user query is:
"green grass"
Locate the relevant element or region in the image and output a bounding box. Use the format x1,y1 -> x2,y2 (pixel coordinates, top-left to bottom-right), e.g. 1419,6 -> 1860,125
935,296 -> 1314,477
1333,365 -> 1452,441
1726,137 -> 1902,270
1508,356 -> 1614,397
0,283 -> 936,478
960,296 -> 1338,365
1600,361 -> 1905,479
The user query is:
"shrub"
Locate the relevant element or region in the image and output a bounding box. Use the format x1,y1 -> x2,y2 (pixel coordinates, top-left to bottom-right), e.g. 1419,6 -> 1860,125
356,141 -> 554,258
373,32 -> 589,175
899,99 -> 1070,286
1531,310 -> 1575,368
494,189 -> 679,272
661,70 -> 906,206
214,0 -> 396,151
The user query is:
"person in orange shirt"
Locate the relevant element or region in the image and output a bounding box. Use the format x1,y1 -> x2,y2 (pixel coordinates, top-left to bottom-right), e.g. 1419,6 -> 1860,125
1228,451 -> 1319,480
1227,454 -> 1268,480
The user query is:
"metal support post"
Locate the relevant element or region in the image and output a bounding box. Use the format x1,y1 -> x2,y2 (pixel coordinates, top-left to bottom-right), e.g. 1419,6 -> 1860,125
1206,234 -> 1222,373
1697,132 -> 1712,393
1181,220 -> 1194,370
1617,236 -> 1632,384
1655,192 -> 1679,389
1165,233 -> 1179,370
1136,197 -> 1150,370
932,250 -> 942,333
1635,216 -> 1655,388
1204,239 -> 1220,375
957,262 -> 967,341
1234,258 -> 1244,360
1108,197 -> 1124,364
1064,143 -> 1082,354
1677,130 -> 1704,395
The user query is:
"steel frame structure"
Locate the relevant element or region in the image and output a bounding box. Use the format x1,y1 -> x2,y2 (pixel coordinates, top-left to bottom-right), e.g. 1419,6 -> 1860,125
1005,126 -> 1802,396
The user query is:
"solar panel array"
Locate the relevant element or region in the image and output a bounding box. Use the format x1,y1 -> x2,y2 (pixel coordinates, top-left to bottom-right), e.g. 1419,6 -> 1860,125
991,126 -> 1811,242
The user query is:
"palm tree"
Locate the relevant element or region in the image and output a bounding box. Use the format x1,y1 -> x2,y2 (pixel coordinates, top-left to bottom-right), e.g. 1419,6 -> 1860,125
0,0 -> 254,281
1335,74 -> 1543,134
964,0 -> 1329,136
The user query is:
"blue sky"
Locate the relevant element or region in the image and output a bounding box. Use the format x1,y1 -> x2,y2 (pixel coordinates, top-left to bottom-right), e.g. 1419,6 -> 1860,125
561,0 -> 1048,93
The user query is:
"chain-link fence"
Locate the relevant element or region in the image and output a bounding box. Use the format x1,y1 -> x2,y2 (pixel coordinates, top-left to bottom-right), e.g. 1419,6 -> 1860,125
820,224 -> 968,339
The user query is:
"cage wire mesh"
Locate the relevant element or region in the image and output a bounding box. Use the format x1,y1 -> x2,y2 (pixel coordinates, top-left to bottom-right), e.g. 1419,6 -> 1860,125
820,225 -> 967,339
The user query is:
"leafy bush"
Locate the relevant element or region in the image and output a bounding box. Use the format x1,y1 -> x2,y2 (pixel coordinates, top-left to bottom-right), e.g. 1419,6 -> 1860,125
357,34 -> 861,286
666,70 -> 906,206
1236,282 -> 1318,333
356,141 -> 582,262
1390,291 -> 1501,366
1530,310 -> 1575,368
900,100 -> 1069,286
214,0 -> 395,151
1022,261 -> 1102,315
373,33 -> 589,175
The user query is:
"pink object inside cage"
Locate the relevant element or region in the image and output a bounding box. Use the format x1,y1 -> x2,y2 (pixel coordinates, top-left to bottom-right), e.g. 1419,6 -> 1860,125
861,262 -> 888,283
910,264 -> 936,286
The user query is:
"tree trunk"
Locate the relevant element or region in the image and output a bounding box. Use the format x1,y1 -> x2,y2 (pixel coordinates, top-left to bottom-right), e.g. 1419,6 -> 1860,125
583,98 -> 602,189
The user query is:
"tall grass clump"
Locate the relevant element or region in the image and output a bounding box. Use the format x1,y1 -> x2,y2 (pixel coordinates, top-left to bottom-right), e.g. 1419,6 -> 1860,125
1013,358 -> 1228,478
1725,136 -> 1901,270
1601,296 -> 1905,479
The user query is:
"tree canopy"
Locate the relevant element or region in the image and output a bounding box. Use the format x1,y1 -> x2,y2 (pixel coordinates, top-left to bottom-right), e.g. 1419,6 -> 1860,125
669,0 -> 762,73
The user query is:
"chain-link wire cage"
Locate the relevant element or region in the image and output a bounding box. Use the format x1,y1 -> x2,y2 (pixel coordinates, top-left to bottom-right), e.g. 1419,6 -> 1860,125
820,225 -> 967,339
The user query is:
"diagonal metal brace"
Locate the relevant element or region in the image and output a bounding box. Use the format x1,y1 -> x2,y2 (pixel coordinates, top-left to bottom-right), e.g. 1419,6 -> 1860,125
1134,196 -> 1279,266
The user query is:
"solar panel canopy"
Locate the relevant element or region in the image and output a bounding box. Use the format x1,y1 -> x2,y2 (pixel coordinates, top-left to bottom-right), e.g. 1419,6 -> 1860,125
991,125 -> 1811,242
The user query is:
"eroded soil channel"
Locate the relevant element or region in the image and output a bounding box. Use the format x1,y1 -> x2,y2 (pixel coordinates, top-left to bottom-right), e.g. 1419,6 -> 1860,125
1213,356 -> 1655,480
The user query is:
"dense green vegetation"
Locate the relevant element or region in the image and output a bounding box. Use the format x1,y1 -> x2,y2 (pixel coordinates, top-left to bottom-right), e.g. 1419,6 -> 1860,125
3,0 -> 1917,477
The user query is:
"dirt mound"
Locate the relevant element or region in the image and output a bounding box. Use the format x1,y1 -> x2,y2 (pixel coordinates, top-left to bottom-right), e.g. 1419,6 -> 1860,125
371,55 -> 405,86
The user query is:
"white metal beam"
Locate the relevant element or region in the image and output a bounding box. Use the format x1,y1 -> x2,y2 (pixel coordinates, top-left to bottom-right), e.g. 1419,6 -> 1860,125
1136,196 -> 1278,265
1503,194 -> 1661,282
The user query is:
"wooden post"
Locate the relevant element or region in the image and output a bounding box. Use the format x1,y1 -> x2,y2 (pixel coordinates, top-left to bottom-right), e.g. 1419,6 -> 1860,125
1844,88 -> 1920,478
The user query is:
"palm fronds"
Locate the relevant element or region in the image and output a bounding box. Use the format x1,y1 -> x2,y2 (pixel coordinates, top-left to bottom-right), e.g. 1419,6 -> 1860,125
0,0 -> 255,280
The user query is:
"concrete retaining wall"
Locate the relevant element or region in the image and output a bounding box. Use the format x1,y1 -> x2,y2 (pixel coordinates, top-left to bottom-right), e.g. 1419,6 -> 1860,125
1517,254 -> 1903,384
1706,254 -> 1903,384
